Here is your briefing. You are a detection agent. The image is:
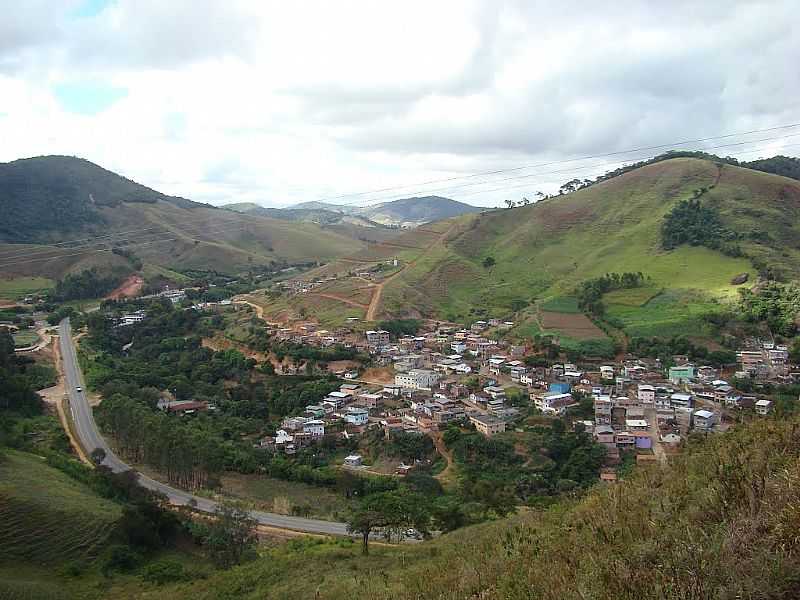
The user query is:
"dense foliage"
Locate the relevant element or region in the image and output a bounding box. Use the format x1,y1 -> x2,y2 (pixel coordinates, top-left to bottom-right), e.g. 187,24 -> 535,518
378,318 -> 422,337
444,419 -> 605,513
51,267 -> 129,301
738,282 -> 800,336
661,196 -> 740,255
0,328 -> 44,420
628,335 -> 737,368
0,155 -> 189,243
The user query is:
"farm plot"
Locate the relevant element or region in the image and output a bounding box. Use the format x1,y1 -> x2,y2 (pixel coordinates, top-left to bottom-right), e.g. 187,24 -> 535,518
540,311 -> 607,340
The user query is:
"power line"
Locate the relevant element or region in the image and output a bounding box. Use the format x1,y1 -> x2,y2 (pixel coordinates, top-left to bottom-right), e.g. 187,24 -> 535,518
0,210 -> 255,260
2,125 -> 799,263
324,132 -> 800,207
307,122 -> 800,206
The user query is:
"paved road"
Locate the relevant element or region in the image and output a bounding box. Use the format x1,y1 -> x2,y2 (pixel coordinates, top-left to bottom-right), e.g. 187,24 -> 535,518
58,318 -> 350,536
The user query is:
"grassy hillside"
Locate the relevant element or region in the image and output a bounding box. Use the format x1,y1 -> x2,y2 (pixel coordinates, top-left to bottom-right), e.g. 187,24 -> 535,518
0,156 -> 365,282
0,450 -> 121,564
377,158 -> 800,339
89,414 -> 800,600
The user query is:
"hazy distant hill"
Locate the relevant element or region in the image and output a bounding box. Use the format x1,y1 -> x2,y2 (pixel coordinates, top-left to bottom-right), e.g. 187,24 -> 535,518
0,156 -> 364,280
223,202 -> 383,229
289,195 -> 483,228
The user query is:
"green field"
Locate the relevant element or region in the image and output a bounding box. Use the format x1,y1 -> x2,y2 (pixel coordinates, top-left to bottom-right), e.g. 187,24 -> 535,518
12,329 -> 40,348
539,296 -> 581,313
221,474 -> 354,521
605,288 -> 723,338
0,276 -> 53,300
0,450 -> 122,565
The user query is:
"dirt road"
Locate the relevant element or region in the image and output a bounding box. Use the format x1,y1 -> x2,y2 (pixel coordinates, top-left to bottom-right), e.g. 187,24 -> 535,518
365,221 -> 460,321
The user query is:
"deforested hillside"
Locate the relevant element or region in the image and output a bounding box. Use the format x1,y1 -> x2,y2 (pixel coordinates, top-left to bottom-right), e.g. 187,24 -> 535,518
377,157 -> 800,343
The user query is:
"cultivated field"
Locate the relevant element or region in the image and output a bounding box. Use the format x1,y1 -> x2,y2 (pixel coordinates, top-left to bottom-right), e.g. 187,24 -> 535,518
539,311 -> 606,339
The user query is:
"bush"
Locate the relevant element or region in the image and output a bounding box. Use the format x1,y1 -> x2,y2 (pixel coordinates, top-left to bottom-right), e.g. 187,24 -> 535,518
101,544 -> 142,576
140,559 -> 187,585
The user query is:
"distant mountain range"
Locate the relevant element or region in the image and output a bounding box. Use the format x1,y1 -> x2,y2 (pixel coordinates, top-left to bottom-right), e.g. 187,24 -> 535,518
291,196 -> 483,228
225,196 -> 483,229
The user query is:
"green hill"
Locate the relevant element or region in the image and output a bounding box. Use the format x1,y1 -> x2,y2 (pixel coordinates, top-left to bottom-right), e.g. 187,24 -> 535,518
376,158 -> 800,342
0,156 -> 364,282
0,450 -> 121,565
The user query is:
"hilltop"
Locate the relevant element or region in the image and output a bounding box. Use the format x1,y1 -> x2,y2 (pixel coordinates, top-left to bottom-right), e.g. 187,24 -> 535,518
0,156 -> 365,284
222,202 -> 387,229
289,195 -> 483,228
348,157 -> 800,346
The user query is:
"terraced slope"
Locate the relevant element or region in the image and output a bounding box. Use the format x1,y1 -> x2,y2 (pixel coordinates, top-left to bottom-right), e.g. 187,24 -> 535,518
0,450 -> 121,564
0,156 -> 364,280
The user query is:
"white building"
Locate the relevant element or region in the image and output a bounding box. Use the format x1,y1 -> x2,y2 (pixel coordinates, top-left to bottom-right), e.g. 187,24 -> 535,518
303,420 -> 325,436
755,399 -> 773,415
534,392 -> 576,415
344,407 -> 369,426
637,384 -> 656,404
395,369 -> 440,390
693,409 -> 718,431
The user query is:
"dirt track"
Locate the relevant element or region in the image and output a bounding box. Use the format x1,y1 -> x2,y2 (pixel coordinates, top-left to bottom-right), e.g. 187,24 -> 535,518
106,275 -> 144,300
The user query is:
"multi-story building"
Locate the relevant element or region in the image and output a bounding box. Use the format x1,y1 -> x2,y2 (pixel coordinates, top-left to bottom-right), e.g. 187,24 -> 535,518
395,369 -> 440,390
469,414 -> 506,437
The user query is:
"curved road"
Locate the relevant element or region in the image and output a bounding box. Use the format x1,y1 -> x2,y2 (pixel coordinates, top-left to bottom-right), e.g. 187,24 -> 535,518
58,318 -> 349,536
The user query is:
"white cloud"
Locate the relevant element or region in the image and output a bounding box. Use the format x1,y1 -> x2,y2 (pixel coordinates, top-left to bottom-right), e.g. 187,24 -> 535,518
0,0 -> 798,207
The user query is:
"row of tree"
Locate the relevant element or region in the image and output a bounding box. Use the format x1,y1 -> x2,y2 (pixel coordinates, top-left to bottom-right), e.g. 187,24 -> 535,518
97,394 -> 224,490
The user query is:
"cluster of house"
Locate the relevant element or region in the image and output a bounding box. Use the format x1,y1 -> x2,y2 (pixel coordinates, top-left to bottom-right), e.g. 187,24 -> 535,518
736,340 -> 792,382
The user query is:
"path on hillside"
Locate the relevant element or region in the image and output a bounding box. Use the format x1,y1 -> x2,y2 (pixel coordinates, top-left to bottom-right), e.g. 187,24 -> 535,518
58,318 -> 350,536
315,293 -> 369,310
233,298 -> 266,320
430,431 -> 456,486
365,221 -> 460,321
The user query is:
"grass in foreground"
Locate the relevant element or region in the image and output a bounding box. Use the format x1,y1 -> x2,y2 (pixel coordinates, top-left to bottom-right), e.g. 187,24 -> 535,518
0,450 -> 122,565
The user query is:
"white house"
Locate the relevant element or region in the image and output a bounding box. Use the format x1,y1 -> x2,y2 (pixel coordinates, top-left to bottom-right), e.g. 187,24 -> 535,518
303,420 -> 325,436
637,384 -> 656,404
395,369 -> 440,390
535,392 -> 576,415
693,409 -> 718,431
755,399 -> 772,415
344,454 -> 363,467
670,393 -> 693,408
344,407 -> 369,426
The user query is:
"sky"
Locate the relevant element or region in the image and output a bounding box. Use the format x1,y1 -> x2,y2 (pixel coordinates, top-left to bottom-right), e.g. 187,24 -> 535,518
1,0 -> 799,208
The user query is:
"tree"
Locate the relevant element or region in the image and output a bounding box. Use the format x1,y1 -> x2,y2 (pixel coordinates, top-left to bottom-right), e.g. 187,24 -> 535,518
203,501 -> 258,568
482,256 -> 496,269
504,199 -> 514,209
347,489 -> 430,554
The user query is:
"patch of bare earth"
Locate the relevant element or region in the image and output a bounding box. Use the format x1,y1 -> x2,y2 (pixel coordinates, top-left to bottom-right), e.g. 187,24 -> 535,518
540,311 -> 606,339
106,275 -> 144,300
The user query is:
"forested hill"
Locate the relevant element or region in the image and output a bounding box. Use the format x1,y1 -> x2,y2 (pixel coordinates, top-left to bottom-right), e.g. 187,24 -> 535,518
0,155 -> 198,243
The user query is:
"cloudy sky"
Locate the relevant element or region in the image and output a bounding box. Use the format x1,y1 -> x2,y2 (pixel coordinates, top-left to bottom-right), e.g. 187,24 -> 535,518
1,0 -> 798,208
